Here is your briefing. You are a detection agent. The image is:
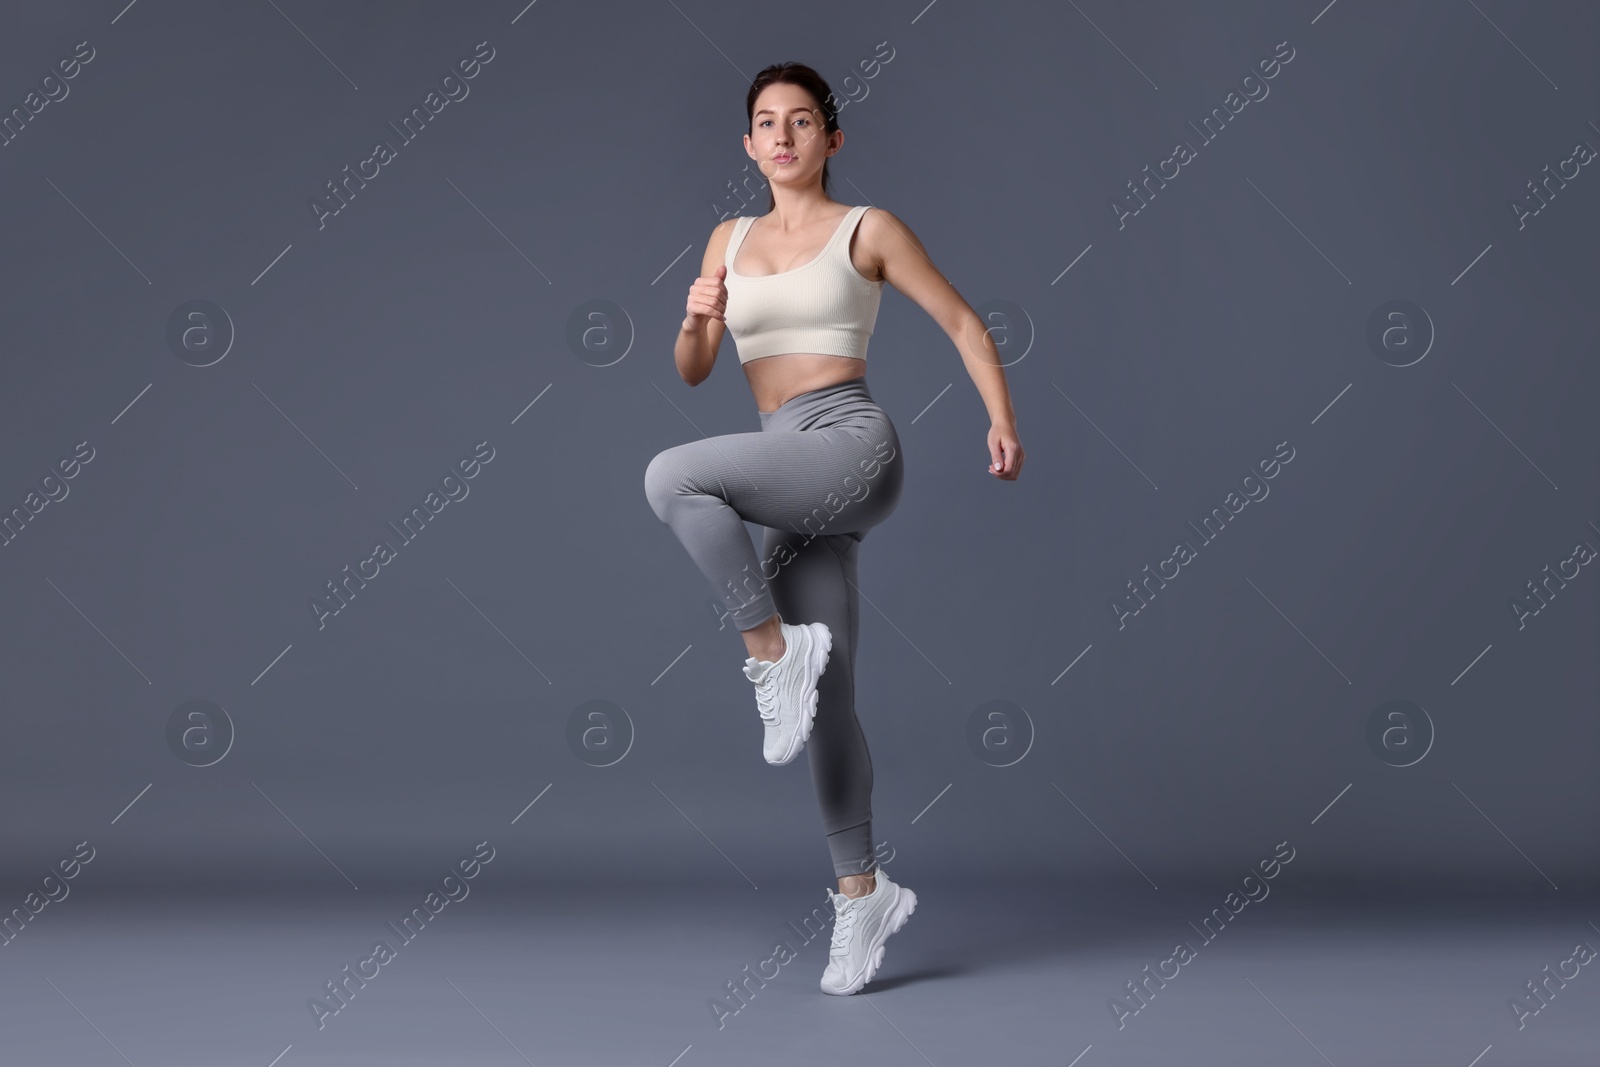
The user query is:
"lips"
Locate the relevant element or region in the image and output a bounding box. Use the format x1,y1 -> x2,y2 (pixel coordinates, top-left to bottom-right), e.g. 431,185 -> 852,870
773,154 -> 795,162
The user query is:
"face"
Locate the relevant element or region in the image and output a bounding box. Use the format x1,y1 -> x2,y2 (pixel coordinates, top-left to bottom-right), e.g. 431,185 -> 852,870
744,81 -> 842,187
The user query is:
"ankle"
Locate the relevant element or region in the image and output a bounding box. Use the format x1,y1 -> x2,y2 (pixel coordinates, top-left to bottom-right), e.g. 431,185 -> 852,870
745,615 -> 786,663
749,637 -> 785,664
838,871 -> 876,898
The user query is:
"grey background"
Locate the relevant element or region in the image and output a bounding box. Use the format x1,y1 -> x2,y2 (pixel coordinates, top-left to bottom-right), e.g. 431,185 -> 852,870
1,0 -> 1594,904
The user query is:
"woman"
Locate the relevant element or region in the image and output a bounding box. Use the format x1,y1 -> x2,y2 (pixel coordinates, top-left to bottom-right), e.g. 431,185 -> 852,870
645,62 -> 1023,996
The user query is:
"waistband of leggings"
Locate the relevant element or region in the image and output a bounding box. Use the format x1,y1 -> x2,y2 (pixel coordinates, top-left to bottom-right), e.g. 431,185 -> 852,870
761,376 -> 875,414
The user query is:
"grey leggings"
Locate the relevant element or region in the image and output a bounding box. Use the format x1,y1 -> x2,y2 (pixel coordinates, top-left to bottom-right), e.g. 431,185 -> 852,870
644,376 -> 905,878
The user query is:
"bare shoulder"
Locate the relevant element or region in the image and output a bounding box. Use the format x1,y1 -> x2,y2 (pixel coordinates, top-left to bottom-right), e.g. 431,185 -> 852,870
860,206 -> 922,245
857,206 -> 934,283
861,206 -> 927,265
701,215 -> 742,275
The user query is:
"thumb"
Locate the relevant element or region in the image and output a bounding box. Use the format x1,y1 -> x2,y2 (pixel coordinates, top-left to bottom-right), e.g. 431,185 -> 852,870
714,264 -> 727,278
990,439 -> 1005,473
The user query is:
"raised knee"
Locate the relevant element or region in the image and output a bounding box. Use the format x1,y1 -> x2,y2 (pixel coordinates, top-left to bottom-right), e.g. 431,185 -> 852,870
643,448 -> 682,521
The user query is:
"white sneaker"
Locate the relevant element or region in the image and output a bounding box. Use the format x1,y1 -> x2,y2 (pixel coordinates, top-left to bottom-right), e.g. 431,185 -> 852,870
742,619 -> 832,766
819,865 -> 917,996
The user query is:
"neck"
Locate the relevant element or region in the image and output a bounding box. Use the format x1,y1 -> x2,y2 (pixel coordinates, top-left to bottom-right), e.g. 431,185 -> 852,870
767,188 -> 836,226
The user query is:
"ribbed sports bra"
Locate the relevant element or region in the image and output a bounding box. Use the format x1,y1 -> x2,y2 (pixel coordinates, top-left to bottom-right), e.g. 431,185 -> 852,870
723,204 -> 885,365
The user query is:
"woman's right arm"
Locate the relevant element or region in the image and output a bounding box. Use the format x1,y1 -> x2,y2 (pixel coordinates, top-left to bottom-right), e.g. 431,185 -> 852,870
674,218 -> 736,386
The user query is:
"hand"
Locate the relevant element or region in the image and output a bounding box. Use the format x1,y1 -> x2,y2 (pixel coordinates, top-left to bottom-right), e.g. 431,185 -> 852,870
683,264 -> 728,331
987,424 -> 1023,480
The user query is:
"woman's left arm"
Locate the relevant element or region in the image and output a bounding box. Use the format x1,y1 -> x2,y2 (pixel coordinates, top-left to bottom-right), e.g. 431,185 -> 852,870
868,208 -> 1024,480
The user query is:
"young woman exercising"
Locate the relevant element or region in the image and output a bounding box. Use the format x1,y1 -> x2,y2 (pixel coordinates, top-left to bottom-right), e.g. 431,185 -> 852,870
645,61 -> 1024,996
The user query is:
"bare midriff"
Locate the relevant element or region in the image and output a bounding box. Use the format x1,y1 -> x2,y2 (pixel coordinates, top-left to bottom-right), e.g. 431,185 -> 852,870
746,353 -> 866,414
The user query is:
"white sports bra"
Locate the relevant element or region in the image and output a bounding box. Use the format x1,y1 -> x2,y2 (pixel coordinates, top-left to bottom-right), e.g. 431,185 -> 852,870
723,205 -> 885,365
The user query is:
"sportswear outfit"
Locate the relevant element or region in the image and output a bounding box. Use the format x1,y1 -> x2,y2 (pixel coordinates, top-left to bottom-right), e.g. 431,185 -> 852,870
644,205 -> 906,885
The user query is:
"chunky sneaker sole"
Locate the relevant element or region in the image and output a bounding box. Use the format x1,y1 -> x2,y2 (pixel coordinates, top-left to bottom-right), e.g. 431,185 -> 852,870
820,868 -> 918,996
743,620 -> 832,766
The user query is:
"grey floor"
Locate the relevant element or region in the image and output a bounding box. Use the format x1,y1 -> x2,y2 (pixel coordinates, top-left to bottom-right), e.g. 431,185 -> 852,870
2,878 -> 1596,1066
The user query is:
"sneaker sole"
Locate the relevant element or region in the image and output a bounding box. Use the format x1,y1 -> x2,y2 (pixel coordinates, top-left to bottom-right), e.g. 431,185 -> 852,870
767,622 -> 832,766
823,884 -> 917,996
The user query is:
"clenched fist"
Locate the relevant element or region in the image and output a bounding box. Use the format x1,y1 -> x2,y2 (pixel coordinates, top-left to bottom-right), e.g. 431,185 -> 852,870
683,264 -> 728,331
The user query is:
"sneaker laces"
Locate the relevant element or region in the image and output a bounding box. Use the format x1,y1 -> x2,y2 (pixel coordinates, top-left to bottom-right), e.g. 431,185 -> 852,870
828,889 -> 859,955
754,673 -> 779,725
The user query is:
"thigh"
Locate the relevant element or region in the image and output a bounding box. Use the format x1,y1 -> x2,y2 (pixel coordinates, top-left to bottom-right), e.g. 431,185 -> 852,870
657,426 -> 900,537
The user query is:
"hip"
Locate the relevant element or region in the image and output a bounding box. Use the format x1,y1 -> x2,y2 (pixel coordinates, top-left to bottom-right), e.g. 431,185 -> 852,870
758,376 -> 894,438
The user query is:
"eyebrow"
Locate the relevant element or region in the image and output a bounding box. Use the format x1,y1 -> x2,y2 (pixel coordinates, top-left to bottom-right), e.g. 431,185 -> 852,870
754,107 -> 816,117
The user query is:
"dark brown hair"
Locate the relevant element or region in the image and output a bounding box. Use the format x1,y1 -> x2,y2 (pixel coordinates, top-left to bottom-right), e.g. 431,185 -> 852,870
746,62 -> 840,213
